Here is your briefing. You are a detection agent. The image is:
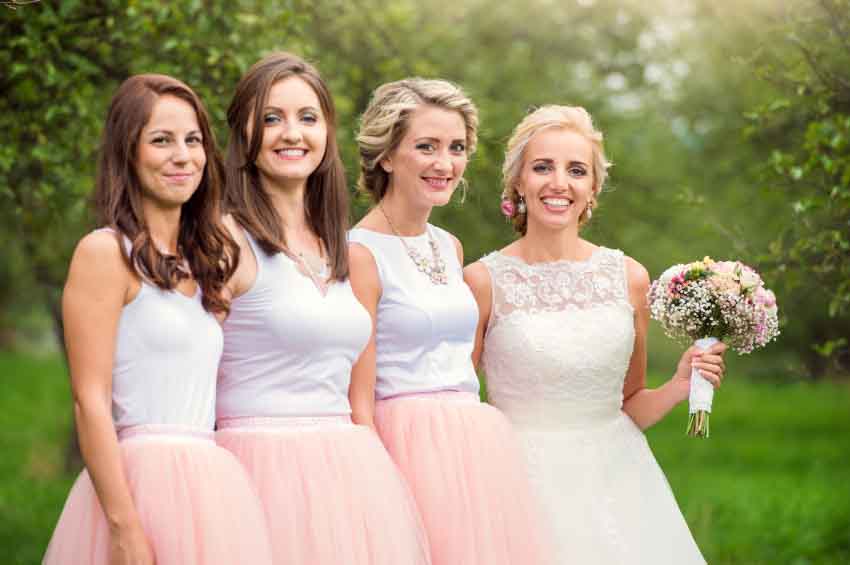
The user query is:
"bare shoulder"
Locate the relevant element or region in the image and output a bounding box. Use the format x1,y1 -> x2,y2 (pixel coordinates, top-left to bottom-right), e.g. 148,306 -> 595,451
348,242 -> 382,301
66,230 -> 131,297
222,213 -> 248,245
348,241 -> 378,271
623,255 -> 650,291
71,230 -> 126,272
463,261 -> 491,295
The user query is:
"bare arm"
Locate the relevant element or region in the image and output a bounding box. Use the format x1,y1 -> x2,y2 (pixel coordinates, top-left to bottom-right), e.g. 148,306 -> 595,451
463,261 -> 493,370
348,243 -> 382,431
621,257 -> 727,430
64,232 -> 155,564
221,214 -> 256,303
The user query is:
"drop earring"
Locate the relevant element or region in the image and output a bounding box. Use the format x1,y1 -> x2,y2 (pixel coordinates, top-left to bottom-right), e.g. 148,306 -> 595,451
517,195 -> 527,214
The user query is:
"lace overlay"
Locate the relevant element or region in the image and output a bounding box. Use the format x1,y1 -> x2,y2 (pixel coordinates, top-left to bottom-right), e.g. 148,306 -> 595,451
479,249 -> 705,564
481,249 -> 634,426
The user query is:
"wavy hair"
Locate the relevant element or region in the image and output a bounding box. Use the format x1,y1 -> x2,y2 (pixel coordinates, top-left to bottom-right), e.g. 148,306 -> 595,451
356,78 -> 479,203
94,73 -> 238,314
225,52 -> 349,281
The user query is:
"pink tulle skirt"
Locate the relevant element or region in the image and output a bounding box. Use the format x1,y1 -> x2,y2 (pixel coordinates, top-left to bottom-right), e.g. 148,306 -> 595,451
43,425 -> 273,565
216,415 -> 431,565
375,392 -> 553,565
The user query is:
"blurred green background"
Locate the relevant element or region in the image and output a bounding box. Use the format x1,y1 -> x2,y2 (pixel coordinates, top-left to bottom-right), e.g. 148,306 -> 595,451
2,0 -> 849,563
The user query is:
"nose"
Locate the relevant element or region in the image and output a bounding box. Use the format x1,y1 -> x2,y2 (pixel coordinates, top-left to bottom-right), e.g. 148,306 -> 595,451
433,150 -> 452,174
281,121 -> 303,144
171,141 -> 191,164
551,168 -> 570,191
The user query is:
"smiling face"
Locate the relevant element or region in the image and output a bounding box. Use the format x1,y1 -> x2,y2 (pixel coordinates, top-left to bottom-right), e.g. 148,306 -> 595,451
250,76 -> 327,190
518,127 -> 595,233
135,94 -> 206,209
382,105 -> 468,209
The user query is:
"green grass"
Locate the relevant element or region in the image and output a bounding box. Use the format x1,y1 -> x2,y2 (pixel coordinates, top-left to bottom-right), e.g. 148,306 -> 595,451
646,375 -> 850,564
2,352 -> 849,564
1,352 -> 75,565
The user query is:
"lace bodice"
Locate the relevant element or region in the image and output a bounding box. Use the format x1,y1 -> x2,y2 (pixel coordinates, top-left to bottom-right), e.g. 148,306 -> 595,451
480,248 -> 635,429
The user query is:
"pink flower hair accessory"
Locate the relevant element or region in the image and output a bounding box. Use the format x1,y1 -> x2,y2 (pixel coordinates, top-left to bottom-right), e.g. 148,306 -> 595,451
500,197 -> 515,218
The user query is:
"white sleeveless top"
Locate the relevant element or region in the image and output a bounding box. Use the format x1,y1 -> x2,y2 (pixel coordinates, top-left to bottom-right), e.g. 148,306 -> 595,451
106,231 -> 223,432
216,231 -> 371,419
347,225 -> 480,400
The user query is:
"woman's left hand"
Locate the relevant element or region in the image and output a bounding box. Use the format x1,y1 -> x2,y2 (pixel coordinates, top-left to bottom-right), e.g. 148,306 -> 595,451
673,341 -> 728,389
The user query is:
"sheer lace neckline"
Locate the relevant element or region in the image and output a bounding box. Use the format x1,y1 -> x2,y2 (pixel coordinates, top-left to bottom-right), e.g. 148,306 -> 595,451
491,247 -> 610,270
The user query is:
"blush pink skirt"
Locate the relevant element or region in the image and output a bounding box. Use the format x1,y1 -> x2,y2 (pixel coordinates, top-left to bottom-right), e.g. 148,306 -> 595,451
375,392 -> 554,565
216,415 -> 431,565
43,424 -> 273,565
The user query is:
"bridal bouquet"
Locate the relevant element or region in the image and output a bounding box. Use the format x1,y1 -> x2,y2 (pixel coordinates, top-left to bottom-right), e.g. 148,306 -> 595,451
648,257 -> 779,437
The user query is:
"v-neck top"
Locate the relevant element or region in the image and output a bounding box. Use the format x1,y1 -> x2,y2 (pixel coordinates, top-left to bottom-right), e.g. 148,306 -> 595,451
348,225 -> 480,400
216,229 -> 371,419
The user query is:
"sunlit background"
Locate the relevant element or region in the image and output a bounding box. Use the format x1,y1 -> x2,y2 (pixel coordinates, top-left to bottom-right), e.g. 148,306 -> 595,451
2,1 -> 849,563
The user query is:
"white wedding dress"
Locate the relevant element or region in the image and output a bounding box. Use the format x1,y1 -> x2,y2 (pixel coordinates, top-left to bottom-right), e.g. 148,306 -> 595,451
480,249 -> 705,564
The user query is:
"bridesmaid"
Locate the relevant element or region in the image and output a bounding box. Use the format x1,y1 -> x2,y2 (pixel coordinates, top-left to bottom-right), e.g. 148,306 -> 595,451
214,52 -> 430,565
43,74 -> 273,565
348,78 -> 552,565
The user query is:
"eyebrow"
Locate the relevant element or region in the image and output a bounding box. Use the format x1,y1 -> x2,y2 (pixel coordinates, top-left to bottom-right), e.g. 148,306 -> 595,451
263,105 -> 321,113
414,137 -> 466,143
146,129 -> 202,136
532,157 -> 589,166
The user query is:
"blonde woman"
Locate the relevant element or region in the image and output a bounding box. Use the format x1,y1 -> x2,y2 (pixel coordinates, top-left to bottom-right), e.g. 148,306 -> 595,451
464,105 -> 727,564
348,79 -> 552,565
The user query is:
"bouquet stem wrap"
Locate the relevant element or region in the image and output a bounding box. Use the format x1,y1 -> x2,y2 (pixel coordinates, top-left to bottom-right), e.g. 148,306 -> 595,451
687,337 -> 718,438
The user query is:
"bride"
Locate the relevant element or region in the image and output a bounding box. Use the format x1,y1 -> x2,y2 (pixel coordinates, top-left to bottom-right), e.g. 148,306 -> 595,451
464,105 -> 726,564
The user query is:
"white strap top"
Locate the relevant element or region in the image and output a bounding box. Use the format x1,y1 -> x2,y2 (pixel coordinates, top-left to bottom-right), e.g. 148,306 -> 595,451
104,230 -> 223,432
216,230 -> 371,419
347,225 -> 480,400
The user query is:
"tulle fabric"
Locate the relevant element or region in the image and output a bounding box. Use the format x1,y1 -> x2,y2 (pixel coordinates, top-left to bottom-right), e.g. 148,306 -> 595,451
375,392 -> 553,565
216,418 -> 431,565
43,429 -> 273,565
516,413 -> 706,564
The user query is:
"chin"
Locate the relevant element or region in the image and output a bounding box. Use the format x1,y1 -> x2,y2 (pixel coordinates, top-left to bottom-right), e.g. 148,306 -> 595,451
425,189 -> 456,208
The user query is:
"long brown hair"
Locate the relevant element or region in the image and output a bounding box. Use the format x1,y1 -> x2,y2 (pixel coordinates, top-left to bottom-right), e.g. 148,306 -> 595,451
95,73 -> 239,314
225,52 -> 349,281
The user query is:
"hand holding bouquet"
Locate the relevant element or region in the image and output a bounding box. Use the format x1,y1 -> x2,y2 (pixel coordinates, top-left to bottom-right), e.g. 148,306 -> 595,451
648,257 -> 779,437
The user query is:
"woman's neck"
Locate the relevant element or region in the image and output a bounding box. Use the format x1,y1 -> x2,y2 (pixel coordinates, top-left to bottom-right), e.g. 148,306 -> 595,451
520,221 -> 587,263
143,201 -> 182,254
377,189 -> 431,236
263,179 -> 320,251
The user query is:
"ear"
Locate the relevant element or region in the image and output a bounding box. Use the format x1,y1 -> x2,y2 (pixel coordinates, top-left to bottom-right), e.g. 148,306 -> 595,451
380,157 -> 393,174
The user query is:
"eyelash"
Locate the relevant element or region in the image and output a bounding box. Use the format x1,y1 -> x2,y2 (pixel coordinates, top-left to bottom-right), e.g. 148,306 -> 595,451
263,113 -> 319,125
152,136 -> 202,145
532,164 -> 586,176
416,143 -> 466,153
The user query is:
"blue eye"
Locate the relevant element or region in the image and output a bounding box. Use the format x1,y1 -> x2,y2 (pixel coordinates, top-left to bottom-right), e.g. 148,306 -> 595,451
532,163 -> 551,173
263,113 -> 281,125
569,167 -> 587,177
301,113 -> 318,124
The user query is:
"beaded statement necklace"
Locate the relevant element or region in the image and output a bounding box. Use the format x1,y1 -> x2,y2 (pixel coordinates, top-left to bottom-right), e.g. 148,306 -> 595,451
378,204 -> 448,285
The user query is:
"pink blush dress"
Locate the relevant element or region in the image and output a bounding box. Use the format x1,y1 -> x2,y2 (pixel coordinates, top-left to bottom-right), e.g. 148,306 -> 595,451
348,225 -> 553,565
43,234 -> 273,565
215,229 -> 431,565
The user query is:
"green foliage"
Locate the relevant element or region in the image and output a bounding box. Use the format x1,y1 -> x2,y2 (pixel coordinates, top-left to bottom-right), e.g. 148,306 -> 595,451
746,0 -> 850,377
0,0 -> 846,379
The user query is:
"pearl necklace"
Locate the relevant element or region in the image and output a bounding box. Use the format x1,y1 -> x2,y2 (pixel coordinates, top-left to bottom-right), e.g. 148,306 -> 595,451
378,204 -> 448,285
